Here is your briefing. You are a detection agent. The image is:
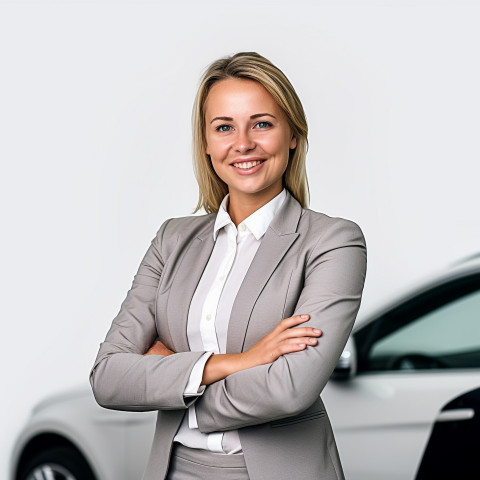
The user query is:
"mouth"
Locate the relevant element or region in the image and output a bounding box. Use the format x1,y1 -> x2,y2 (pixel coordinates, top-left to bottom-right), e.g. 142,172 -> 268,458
231,159 -> 266,170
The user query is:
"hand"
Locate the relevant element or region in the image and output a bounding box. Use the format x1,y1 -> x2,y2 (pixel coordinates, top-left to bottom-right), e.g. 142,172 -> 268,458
241,314 -> 322,368
201,314 -> 321,385
144,340 -> 175,357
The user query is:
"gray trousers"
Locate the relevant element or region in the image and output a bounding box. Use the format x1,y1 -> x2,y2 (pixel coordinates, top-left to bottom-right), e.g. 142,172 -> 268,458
166,443 -> 250,480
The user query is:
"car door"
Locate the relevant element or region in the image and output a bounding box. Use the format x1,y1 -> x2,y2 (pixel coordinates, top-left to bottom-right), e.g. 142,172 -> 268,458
321,272 -> 480,480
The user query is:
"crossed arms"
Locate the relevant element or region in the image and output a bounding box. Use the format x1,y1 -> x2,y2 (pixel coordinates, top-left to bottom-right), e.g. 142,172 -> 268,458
89,217 -> 367,431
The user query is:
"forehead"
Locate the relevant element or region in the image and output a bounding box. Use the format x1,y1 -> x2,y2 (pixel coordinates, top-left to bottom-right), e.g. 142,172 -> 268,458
204,77 -> 281,118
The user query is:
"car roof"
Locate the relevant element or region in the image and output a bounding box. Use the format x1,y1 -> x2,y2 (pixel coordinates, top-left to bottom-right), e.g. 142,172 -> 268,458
354,252 -> 480,332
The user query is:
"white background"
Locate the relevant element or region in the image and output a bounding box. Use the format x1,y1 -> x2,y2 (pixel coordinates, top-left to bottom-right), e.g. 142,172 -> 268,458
1,0 -> 479,477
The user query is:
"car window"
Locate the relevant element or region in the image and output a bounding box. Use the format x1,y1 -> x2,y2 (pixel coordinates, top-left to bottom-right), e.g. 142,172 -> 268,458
366,288 -> 480,371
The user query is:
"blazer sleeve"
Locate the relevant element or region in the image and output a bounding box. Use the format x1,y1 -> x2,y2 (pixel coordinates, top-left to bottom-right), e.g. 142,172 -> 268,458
194,218 -> 367,432
89,219 -> 206,412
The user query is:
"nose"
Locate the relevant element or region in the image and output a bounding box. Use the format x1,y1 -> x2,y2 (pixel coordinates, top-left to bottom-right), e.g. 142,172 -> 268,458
233,129 -> 255,154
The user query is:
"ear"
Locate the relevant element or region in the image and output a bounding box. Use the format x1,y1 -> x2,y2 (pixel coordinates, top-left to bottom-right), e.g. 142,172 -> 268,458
205,142 -> 210,155
289,135 -> 297,149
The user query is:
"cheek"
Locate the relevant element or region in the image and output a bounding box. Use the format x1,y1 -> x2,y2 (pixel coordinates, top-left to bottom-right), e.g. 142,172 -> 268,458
261,131 -> 292,157
209,149 -> 225,169
206,137 -> 229,161
208,148 -> 228,179
210,159 -> 230,184
205,133 -> 212,156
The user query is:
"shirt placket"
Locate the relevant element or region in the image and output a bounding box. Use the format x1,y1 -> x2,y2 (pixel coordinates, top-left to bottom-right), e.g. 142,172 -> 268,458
200,223 -> 238,354
203,223 -> 238,452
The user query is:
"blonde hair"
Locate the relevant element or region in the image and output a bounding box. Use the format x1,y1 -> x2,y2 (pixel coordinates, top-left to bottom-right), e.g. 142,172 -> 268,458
192,52 -> 309,213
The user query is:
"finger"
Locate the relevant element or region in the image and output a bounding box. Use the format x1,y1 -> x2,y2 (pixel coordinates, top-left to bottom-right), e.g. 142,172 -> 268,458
267,337 -> 315,361
275,314 -> 310,332
277,341 -> 309,355
283,336 -> 319,346
272,335 -> 320,358
280,327 -> 322,340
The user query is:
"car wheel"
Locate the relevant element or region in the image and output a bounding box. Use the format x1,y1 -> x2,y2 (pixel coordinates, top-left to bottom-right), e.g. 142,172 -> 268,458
18,445 -> 96,480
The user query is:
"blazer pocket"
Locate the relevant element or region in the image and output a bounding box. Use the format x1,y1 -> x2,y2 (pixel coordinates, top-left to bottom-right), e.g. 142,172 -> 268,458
270,409 -> 326,428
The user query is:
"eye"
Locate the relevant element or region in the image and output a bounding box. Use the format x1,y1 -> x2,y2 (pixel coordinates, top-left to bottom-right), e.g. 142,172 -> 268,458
216,124 -> 232,132
255,121 -> 272,129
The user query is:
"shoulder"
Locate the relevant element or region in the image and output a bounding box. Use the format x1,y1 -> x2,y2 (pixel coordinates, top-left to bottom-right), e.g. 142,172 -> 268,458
162,213 -> 215,235
152,212 -> 216,251
298,208 -> 366,250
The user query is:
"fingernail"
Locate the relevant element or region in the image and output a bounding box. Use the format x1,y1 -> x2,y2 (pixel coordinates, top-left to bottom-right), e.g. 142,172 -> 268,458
298,343 -> 305,348
301,315 -> 309,319
313,329 -> 321,334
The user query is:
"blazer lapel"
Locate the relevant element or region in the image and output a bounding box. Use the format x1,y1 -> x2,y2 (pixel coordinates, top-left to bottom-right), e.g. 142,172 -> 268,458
166,218 -> 215,352
226,192 -> 303,353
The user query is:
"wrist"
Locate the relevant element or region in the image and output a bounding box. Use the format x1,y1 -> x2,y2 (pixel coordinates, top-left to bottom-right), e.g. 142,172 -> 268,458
202,353 -> 248,386
237,350 -> 254,371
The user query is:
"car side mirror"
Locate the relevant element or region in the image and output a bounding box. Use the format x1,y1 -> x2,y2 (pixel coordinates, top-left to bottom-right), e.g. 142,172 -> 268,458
331,336 -> 357,380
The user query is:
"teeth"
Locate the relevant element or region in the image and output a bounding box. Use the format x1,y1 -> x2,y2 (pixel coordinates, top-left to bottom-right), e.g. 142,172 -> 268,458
233,160 -> 263,169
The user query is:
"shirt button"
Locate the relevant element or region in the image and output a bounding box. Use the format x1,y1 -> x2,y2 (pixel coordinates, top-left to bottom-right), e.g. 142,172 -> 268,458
239,224 -> 246,232
206,314 -> 212,321
219,275 -> 225,282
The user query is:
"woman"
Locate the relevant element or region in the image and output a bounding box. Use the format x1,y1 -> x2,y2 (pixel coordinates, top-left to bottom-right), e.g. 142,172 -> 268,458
90,52 -> 367,480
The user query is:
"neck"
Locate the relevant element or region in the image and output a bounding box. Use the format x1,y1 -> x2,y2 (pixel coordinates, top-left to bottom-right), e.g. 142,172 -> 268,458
227,185 -> 283,226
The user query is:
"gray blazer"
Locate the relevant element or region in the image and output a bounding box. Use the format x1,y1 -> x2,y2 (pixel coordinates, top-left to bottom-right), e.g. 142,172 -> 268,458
90,191 -> 367,480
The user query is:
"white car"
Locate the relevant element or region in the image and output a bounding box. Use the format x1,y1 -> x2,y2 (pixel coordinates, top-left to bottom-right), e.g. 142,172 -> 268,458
10,255 -> 480,480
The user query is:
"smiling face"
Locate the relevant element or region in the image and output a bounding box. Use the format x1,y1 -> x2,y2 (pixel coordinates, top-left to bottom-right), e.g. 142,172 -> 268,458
204,77 -> 296,212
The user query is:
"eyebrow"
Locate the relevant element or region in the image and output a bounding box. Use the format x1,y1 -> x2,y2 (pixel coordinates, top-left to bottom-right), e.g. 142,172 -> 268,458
209,113 -> 277,124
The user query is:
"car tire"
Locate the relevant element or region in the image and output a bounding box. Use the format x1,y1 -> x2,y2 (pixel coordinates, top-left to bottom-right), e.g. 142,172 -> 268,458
18,445 -> 96,480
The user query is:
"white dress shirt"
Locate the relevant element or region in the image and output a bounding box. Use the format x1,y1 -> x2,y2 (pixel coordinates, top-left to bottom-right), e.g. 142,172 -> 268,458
173,188 -> 287,454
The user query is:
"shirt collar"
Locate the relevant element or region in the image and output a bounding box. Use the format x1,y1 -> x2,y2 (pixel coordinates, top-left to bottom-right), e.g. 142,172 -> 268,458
213,189 -> 287,241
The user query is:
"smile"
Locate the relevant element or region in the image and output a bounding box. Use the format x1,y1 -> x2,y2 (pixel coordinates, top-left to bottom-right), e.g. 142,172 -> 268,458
232,160 -> 265,169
